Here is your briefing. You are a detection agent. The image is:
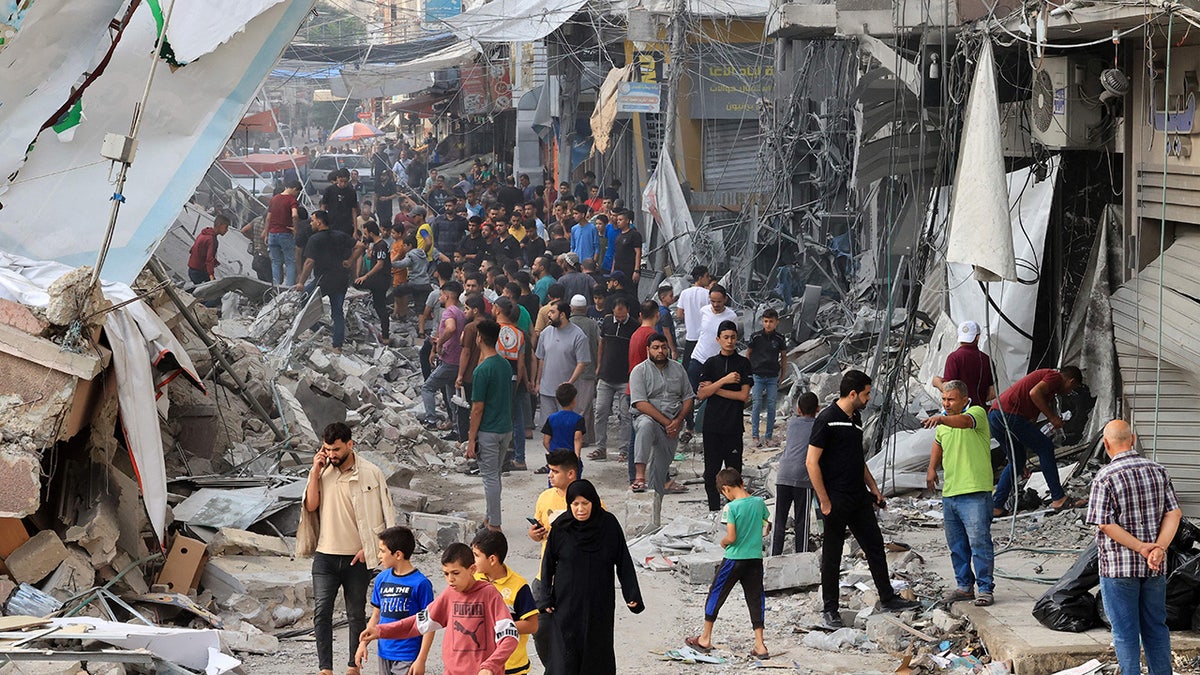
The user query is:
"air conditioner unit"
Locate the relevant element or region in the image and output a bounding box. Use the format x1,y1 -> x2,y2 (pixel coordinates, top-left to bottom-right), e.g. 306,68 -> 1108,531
1030,56 -> 1106,149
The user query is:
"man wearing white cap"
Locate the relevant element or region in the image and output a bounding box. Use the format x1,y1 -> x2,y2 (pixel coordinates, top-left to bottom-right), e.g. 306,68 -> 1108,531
932,320 -> 996,408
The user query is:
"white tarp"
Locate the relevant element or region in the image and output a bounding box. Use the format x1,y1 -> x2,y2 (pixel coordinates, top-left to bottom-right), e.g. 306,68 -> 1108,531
946,41 -> 1016,283
165,0 -> 288,64
590,65 -> 632,154
642,152 -> 696,268
443,0 -> 587,47
944,156 -> 1059,390
0,252 -> 202,545
609,0 -> 771,17
0,0 -> 314,286
333,42 -> 478,99
0,0 -> 125,190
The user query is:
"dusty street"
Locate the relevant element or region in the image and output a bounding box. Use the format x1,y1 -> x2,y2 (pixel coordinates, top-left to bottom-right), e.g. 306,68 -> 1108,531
242,439 -> 983,675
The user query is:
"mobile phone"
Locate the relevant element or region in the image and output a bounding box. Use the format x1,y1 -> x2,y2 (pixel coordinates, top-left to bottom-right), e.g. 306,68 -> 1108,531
526,517 -> 542,527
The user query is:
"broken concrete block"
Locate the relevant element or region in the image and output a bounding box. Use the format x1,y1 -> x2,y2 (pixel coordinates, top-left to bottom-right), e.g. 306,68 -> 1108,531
64,500 -> 120,567
0,576 -> 16,606
39,546 -> 95,600
0,449 -> 41,518
273,603 -> 304,627
763,552 -> 821,591
85,665 -> 127,675
308,350 -> 333,373
676,550 -> 725,586
408,512 -> 475,550
390,487 -> 431,514
930,607 -> 965,634
220,619 -> 280,654
202,556 -> 313,630
866,614 -> 906,651
100,551 -> 149,595
5,530 -> 68,584
0,660 -> 82,674
208,528 -> 290,557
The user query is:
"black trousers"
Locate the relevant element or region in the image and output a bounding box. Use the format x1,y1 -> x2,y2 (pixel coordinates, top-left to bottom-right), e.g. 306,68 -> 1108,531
704,558 -> 765,628
820,497 -> 894,613
702,430 -> 743,511
455,382 -> 473,441
772,484 -> 814,555
367,283 -> 389,339
312,552 -> 369,671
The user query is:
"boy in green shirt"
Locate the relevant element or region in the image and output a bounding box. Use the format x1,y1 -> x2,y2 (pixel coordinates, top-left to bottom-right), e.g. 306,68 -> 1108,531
685,468 -> 771,658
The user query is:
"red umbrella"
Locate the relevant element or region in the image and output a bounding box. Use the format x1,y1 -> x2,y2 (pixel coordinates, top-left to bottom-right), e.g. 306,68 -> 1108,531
328,121 -> 385,142
218,153 -> 307,177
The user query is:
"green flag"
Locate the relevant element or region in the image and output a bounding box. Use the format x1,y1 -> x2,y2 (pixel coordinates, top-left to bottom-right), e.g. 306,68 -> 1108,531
52,100 -> 84,142
145,0 -> 185,67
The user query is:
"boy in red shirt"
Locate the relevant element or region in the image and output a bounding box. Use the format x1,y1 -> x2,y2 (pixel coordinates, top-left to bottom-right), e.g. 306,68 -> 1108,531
358,543 -> 518,675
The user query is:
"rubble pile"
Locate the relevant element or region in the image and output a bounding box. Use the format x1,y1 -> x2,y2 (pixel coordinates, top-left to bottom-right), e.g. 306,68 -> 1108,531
0,266 -> 468,672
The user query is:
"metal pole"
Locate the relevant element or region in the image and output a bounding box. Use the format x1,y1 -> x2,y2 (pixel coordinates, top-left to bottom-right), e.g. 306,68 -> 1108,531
148,260 -> 286,442
660,0 -> 686,171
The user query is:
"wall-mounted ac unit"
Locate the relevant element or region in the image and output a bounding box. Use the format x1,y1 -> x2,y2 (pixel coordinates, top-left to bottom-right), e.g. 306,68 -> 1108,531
1030,56 -> 1106,149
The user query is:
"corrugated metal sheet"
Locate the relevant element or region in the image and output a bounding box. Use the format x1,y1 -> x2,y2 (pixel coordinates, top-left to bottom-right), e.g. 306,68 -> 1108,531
703,118 -> 762,193
1111,230 -> 1200,516
1136,167 -> 1200,225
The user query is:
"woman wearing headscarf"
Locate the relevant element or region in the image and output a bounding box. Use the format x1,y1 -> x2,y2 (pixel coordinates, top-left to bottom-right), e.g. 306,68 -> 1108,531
539,479 -> 644,674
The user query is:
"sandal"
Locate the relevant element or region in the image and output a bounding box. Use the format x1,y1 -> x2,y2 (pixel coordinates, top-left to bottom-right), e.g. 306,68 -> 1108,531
630,480 -> 647,493
663,483 -> 689,494
534,465 -> 550,474
993,508 -> 1011,518
1051,497 -> 1088,512
684,636 -> 713,654
587,449 -> 608,461
615,451 -> 628,463
748,649 -> 770,660
974,592 -> 994,607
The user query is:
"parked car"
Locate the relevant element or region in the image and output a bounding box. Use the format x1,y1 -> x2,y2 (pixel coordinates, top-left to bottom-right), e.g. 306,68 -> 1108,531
307,154 -> 374,195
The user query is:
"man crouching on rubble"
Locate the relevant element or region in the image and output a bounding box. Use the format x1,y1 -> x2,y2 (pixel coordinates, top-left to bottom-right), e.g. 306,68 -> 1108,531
807,370 -> 920,628
298,422 -> 397,675
1088,420 -> 1181,675
923,380 -> 996,607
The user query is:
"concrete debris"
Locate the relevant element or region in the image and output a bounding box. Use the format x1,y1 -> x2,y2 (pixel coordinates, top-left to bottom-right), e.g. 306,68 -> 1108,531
5,530 -> 69,585
64,501 -> 120,567
208,528 -> 291,557
39,546 -> 96,601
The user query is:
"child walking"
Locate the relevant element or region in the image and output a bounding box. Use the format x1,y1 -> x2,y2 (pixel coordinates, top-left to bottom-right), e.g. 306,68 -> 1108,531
773,392 -> 820,554
355,526 -> 435,674
686,468 -> 771,658
358,543 -> 519,675
746,309 -> 788,446
541,383 -> 586,473
471,530 -> 539,675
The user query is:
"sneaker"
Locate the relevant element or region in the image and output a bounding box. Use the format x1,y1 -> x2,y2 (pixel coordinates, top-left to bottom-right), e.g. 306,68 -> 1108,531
821,611 -> 844,629
880,596 -> 922,612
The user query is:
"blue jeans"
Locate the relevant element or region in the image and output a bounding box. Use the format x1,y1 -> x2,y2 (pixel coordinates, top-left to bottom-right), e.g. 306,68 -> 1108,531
990,409 -> 1063,510
750,375 -> 779,439
1100,575 -> 1171,675
267,232 -> 296,285
422,362 -> 458,422
942,491 -> 995,594
324,289 -> 346,349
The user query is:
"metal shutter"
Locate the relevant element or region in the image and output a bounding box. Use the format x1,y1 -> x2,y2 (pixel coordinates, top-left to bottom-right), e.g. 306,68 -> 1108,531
702,118 -> 762,193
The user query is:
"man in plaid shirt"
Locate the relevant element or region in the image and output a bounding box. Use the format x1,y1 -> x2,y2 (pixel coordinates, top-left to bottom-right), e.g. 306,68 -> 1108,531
1087,420 -> 1182,675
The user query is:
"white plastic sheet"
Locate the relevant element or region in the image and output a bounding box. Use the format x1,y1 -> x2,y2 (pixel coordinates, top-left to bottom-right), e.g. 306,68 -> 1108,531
333,42 -> 478,99
944,157 -> 1059,390
164,0 -> 288,64
443,0 -> 588,47
0,0 -> 314,286
946,41 -> 1016,283
641,152 -> 696,269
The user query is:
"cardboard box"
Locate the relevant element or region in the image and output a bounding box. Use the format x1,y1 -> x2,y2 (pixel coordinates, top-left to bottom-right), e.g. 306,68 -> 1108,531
156,536 -> 207,595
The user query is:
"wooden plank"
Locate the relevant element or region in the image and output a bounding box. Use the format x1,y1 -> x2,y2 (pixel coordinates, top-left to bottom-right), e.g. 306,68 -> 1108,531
0,323 -> 107,380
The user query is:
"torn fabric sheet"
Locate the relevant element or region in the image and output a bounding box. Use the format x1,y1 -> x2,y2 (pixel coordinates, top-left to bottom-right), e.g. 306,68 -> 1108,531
943,156 -> 1058,390
0,252 -> 203,545
333,42 -> 477,99
0,0 -> 125,193
946,41 -> 1016,283
0,0 -> 314,286
36,617 -> 238,673
443,0 -> 587,48
590,65 -> 632,154
162,0 -> 288,64
641,152 -> 697,269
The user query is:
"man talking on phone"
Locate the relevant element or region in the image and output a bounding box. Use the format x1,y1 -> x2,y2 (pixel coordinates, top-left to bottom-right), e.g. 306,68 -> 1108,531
806,370 -> 920,629
297,422 -> 396,675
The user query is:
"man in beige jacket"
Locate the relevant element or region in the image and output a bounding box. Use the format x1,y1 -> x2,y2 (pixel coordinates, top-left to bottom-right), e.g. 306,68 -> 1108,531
298,422 -> 395,675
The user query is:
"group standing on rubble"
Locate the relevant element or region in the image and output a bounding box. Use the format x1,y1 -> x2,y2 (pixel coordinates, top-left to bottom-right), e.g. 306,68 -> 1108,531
204,142 -> 1188,674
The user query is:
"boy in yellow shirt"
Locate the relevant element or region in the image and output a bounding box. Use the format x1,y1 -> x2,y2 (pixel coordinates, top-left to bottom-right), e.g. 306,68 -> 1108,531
471,530 -> 539,675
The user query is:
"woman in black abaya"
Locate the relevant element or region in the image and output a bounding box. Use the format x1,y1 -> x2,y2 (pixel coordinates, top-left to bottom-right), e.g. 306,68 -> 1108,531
540,479 -> 645,674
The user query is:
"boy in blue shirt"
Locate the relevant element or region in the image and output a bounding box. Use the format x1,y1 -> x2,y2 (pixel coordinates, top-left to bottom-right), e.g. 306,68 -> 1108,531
541,383 -> 586,474
686,468 -> 771,659
357,526 -> 435,674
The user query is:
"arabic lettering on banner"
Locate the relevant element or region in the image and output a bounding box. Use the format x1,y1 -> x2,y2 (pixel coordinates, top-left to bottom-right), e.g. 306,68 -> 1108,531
687,46 -> 774,119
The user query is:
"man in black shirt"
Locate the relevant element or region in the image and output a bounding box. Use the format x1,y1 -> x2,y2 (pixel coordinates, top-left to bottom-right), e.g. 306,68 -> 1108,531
611,210 -> 643,283
320,169 -> 359,236
590,299 -> 635,461
426,175 -> 451,215
432,197 -> 466,254
458,217 -> 487,262
806,369 -> 920,628
491,222 -> 522,262
696,320 -> 752,510
496,175 -> 525,214
295,210 -> 359,353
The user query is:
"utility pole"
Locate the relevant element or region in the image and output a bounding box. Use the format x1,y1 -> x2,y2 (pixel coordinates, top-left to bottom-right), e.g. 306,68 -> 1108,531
659,0 -> 686,174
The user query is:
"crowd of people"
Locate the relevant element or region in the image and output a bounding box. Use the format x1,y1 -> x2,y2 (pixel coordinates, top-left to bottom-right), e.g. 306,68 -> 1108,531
201,142 -> 1186,675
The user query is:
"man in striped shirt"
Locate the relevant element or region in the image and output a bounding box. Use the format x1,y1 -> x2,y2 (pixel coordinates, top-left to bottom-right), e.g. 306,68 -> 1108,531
1087,420 -> 1182,675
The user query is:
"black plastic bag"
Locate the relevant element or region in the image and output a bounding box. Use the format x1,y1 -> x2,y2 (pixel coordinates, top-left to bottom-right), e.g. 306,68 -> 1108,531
1032,542 -> 1100,632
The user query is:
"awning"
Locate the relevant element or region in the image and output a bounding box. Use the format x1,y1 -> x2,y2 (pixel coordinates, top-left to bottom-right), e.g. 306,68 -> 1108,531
442,0 -> 588,47
332,41 -> 477,99
235,109 -> 277,133
218,152 -> 307,176
391,92 -> 453,118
